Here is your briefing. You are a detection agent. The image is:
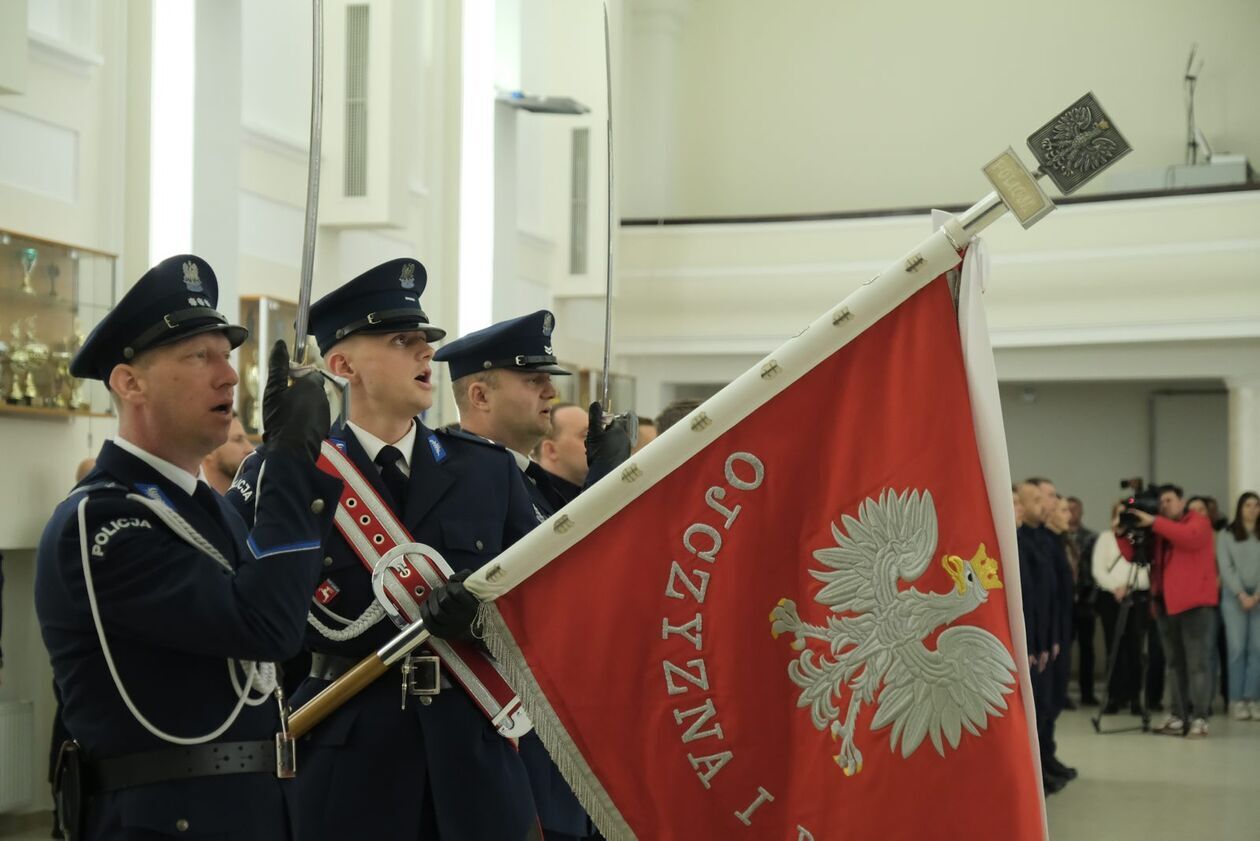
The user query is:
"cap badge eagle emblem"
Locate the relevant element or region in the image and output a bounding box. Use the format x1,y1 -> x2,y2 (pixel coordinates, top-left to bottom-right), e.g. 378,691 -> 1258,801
400,262 -> 417,289
182,260 -> 204,293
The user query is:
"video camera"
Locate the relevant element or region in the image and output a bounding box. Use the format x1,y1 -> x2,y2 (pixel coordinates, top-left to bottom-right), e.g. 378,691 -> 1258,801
1118,477 -> 1160,565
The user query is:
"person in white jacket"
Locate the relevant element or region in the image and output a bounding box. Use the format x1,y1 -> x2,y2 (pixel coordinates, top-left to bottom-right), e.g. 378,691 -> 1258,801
1093,500 -> 1153,715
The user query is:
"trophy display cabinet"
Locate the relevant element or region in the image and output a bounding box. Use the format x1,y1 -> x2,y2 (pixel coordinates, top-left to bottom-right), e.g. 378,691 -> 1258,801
237,295 -> 324,439
553,367 -> 636,413
0,229 -> 116,419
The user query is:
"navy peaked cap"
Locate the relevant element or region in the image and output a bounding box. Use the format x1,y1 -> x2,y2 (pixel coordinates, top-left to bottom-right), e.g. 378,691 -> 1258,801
309,258 -> 446,355
70,254 -> 247,381
434,310 -> 571,380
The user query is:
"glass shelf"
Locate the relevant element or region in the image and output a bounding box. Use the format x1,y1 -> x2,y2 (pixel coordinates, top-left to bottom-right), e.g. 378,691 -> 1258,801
0,230 -> 116,416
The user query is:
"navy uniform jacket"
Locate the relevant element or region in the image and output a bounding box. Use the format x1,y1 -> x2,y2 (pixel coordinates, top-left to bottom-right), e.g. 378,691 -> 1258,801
228,421 -> 541,841
1034,526 -> 1075,648
35,440 -> 339,840
1016,524 -> 1053,656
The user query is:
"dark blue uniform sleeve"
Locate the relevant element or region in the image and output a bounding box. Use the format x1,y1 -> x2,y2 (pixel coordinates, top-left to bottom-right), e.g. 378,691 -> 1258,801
60,451 -> 341,663
1017,541 -> 1039,656
224,448 -> 265,529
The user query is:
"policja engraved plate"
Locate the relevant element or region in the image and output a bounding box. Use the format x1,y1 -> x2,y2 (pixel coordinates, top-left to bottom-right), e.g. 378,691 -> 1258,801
1026,92 -> 1132,195
982,148 -> 1055,229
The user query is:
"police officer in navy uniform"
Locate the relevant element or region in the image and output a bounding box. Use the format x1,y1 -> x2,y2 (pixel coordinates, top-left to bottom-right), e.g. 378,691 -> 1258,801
435,311 -> 631,841
226,258 -> 541,841
35,255 -> 340,840
434,311 -> 631,524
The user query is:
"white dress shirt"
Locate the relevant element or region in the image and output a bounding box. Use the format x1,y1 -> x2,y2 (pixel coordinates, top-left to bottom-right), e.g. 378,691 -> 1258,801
347,420 -> 417,469
113,436 -> 202,496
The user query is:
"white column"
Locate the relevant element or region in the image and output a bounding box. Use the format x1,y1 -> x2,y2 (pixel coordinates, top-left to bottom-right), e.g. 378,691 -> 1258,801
622,0 -> 692,218
457,0 -> 497,335
1228,374 -> 1260,501
491,0 -> 522,324
192,0 -> 242,321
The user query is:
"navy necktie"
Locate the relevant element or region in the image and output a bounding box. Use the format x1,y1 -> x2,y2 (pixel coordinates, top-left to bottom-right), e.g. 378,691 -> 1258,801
375,445 -> 409,510
193,482 -> 229,533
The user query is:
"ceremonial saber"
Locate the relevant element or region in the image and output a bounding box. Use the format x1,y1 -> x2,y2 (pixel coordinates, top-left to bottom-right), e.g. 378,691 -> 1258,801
599,3 -> 615,411
292,0 -> 324,368
289,92 -> 1129,737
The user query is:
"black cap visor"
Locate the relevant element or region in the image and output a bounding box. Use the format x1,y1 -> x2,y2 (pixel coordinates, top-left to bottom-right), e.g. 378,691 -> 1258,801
148,321 -> 249,353
350,317 -> 447,343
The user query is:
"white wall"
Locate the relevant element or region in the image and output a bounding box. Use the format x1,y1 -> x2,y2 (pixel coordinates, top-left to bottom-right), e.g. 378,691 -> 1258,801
0,7 -> 126,812
615,190 -> 1260,362
1001,381 -> 1228,531
624,0 -> 1260,217
0,548 -> 57,814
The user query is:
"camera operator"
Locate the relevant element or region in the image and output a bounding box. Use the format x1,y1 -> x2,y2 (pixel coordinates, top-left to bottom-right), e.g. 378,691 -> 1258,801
1120,484 -> 1220,736
1093,500 -> 1152,715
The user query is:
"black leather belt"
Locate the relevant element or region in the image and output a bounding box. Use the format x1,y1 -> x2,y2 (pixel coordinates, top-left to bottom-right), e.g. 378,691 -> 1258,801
87,741 -> 274,794
308,651 -> 453,689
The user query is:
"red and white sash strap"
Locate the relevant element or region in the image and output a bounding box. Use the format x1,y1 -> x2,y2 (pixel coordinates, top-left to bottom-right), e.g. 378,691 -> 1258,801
316,442 -> 528,736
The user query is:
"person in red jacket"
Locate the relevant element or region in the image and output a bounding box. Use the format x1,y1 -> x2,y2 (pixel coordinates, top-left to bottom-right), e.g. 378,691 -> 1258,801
1122,484 -> 1220,737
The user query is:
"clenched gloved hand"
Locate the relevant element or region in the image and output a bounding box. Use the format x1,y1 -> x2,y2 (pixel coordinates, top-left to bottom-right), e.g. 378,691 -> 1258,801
261,339 -> 331,462
420,569 -> 481,641
585,401 -> 634,486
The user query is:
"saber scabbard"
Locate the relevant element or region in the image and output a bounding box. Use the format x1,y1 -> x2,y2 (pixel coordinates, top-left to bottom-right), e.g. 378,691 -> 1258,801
289,621 -> 432,739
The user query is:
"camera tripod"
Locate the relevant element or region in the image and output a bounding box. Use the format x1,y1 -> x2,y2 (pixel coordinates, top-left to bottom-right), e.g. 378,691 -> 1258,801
1091,558 -> 1153,735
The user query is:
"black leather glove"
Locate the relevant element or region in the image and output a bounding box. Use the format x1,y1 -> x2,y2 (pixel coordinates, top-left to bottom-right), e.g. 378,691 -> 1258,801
420,569 -> 480,641
585,402 -> 633,485
261,340 -> 330,462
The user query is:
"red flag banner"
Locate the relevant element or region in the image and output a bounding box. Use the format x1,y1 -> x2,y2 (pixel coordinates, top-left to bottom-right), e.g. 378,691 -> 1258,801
475,250 -> 1043,838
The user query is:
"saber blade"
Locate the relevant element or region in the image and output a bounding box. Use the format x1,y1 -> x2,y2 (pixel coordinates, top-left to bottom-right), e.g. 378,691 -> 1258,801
599,3 -> 615,411
292,0 -> 324,367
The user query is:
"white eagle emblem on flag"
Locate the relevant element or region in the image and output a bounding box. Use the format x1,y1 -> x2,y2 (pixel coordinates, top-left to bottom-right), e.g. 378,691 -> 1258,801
771,488 -> 1016,776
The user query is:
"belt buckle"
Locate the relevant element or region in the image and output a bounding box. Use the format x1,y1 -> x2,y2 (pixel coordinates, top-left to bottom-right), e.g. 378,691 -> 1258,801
401,654 -> 441,706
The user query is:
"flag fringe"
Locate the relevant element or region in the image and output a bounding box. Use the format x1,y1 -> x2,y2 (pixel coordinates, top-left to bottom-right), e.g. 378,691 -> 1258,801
477,602 -> 637,841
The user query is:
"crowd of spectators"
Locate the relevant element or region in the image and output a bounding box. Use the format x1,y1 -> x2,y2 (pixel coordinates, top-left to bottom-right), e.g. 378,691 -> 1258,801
1015,475 -> 1260,796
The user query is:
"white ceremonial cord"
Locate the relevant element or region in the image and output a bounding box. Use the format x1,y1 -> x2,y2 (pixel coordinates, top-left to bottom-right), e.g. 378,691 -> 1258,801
76,493 -> 274,746
125,493 -> 277,699
306,601 -> 386,641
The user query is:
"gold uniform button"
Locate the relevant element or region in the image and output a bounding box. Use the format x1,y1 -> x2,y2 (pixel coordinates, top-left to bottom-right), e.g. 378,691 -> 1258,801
323,556 -> 334,567
311,498 -> 326,514
175,819 -> 190,832
474,539 -> 484,551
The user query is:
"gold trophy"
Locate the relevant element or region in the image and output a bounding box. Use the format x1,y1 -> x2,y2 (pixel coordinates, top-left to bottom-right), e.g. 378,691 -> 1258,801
0,335 -> 9,402
19,247 -> 37,295
7,323 -> 27,404
70,320 -> 88,410
23,317 -> 49,406
51,341 -> 72,410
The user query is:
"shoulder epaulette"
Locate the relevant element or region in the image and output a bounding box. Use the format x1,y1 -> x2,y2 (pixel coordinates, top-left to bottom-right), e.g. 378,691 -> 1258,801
437,427 -> 508,452
68,480 -> 128,500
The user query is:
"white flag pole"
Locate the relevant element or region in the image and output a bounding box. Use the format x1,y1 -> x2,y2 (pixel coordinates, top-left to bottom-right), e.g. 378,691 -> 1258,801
947,218 -> 1049,841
